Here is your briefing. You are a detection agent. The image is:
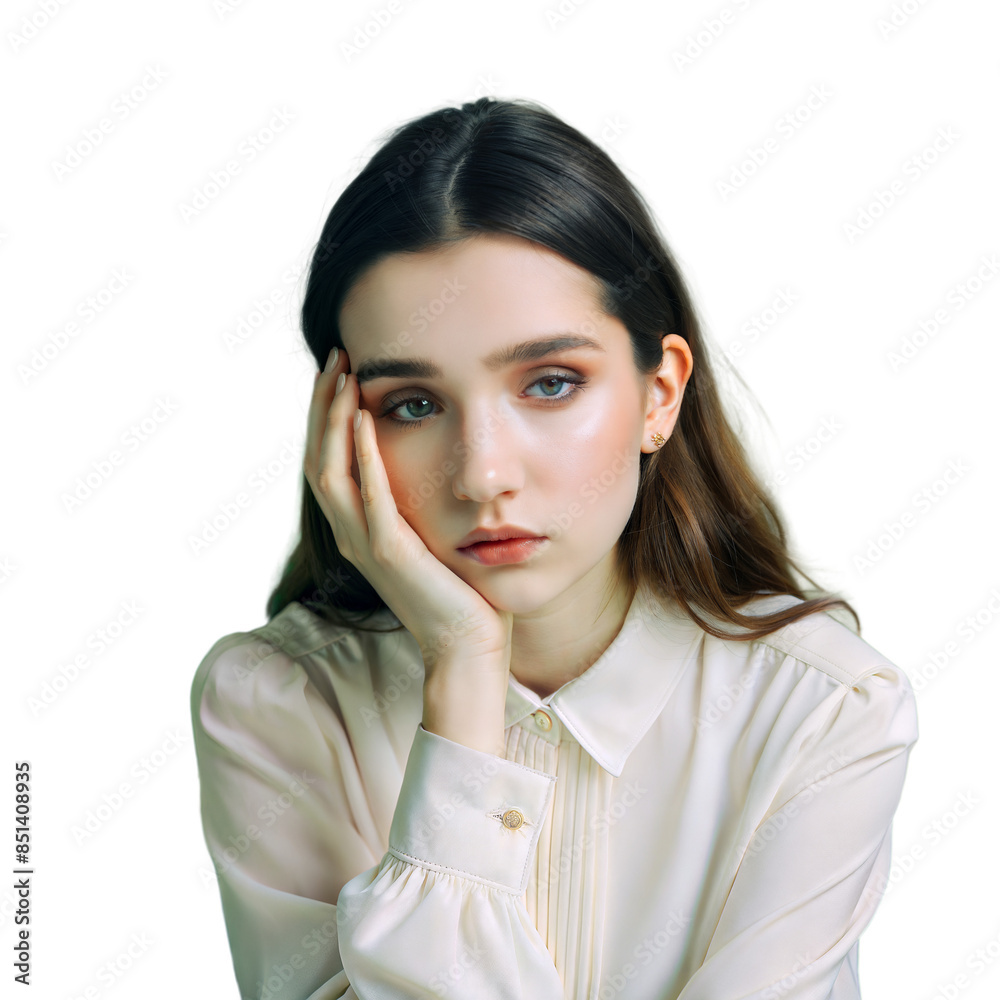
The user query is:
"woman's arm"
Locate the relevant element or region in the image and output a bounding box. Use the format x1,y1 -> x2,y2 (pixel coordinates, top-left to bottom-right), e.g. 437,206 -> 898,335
192,632 -> 565,1000
336,721 -> 564,998
676,661 -> 919,999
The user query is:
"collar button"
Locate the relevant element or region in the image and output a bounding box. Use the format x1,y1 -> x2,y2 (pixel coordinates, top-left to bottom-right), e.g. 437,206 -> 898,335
533,709 -> 553,732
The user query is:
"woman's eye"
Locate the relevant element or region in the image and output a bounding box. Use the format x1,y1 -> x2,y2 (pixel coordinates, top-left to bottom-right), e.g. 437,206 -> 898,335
381,372 -> 588,428
387,397 -> 436,424
524,375 -> 577,399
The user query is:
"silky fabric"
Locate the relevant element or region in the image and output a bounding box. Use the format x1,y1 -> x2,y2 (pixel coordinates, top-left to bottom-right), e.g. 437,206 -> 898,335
190,587 -> 918,999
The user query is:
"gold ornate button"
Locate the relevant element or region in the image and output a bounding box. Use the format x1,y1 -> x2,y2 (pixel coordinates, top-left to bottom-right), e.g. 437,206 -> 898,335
501,809 -> 524,830
533,710 -> 552,731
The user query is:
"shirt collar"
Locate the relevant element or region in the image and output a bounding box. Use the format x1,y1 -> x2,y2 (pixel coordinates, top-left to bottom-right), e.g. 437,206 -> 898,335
503,586 -> 705,777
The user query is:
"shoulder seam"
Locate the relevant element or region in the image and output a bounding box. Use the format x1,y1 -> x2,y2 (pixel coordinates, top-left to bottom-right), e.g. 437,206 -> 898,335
755,614 -> 894,688
249,602 -> 396,659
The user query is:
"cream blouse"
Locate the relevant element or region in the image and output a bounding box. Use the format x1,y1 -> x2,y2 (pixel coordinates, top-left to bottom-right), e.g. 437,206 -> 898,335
190,587 -> 918,999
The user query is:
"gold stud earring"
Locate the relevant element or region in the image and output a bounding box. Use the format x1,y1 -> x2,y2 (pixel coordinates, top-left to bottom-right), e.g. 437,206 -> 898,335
650,432 -> 666,448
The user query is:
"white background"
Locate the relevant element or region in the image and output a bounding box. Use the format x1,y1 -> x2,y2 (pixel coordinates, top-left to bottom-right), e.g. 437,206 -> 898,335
3,0 -> 998,997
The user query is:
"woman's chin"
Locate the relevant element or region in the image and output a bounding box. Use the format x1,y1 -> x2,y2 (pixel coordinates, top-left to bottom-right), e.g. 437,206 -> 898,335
463,577 -> 553,616
436,545 -> 561,615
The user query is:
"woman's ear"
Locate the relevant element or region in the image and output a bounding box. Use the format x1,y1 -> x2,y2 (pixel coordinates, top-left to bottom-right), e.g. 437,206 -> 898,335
640,334 -> 693,453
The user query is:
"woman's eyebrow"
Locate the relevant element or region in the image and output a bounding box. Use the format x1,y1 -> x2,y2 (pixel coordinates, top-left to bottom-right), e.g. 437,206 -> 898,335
354,334 -> 605,385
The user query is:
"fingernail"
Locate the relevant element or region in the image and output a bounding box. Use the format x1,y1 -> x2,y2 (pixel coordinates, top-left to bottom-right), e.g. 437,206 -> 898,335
353,409 -> 362,430
324,346 -> 339,374
335,372 -> 346,395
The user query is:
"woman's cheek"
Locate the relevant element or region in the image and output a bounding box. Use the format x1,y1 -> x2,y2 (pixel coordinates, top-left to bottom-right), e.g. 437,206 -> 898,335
377,444 -> 419,516
355,419 -> 396,495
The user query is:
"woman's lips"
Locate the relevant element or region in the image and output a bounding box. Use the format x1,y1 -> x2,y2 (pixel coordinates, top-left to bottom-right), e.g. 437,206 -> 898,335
457,537 -> 549,566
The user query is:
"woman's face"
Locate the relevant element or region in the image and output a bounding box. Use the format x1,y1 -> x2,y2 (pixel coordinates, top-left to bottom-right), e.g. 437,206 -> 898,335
338,233 -> 668,614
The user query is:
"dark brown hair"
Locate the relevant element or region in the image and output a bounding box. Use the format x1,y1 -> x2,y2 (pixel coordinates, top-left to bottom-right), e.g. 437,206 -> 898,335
266,96 -> 859,641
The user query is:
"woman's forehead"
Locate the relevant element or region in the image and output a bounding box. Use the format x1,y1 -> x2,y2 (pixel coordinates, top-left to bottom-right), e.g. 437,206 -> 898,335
339,237 -> 606,350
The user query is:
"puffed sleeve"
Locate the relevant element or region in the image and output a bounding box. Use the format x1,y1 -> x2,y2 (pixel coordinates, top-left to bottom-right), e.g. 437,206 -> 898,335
337,724 -> 564,998
191,632 -> 565,1000
677,661 -> 919,1000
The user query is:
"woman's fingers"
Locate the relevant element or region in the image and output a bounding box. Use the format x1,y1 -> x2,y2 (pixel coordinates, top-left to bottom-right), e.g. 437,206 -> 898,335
352,407 -> 408,565
323,376 -> 367,542
304,348 -> 345,486
304,349 -> 369,559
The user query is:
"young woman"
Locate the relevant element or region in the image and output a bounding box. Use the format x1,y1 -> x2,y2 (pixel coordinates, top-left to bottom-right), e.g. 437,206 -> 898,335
191,97 -> 918,999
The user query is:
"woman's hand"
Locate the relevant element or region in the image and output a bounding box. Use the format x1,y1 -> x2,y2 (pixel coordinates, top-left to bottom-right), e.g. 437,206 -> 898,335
303,347 -> 514,679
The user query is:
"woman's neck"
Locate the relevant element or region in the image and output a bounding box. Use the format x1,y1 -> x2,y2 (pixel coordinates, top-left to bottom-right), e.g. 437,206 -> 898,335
508,569 -> 637,701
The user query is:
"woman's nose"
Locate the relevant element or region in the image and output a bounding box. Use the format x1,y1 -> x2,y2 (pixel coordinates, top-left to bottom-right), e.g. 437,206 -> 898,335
451,410 -> 524,503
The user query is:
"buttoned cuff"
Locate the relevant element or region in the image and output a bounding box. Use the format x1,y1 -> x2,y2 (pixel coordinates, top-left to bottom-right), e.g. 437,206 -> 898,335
387,723 -> 556,894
